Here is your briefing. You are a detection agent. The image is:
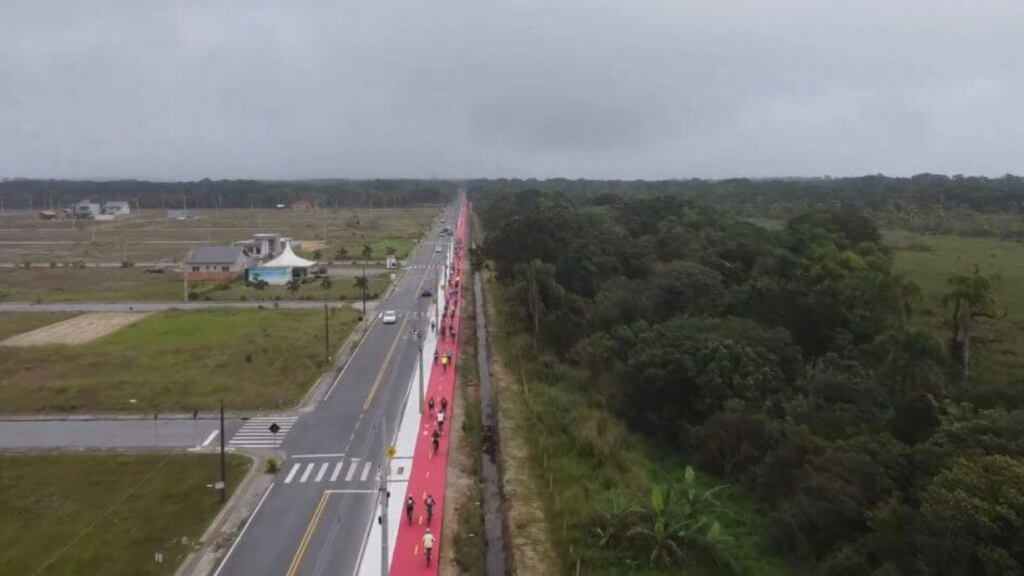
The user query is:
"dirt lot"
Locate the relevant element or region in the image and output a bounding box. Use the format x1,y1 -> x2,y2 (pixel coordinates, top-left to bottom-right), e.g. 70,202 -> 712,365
1,312 -> 150,346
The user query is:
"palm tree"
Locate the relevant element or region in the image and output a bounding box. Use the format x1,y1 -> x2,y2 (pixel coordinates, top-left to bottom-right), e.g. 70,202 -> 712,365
312,249 -> 322,262
354,274 -> 369,316
943,266 -> 1000,375
334,246 -> 348,262
361,244 -> 373,262
287,278 -> 302,293
320,276 -> 332,290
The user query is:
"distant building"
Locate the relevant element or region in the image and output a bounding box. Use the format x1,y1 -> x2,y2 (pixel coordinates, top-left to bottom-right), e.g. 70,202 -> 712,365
166,209 -> 192,220
103,201 -> 131,216
186,246 -> 252,281
73,200 -> 102,219
292,200 -> 313,211
234,233 -> 291,260
385,254 -> 398,269
247,242 -> 316,285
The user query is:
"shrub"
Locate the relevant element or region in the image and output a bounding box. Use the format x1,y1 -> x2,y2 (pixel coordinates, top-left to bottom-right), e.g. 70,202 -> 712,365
187,291 -> 198,301
120,260 -> 134,268
265,457 -> 279,473
49,261 -> 57,268
21,261 -> 31,269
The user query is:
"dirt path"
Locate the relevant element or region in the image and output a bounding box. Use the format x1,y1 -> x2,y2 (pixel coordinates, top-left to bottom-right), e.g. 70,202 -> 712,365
482,272 -> 558,576
0,312 -> 150,346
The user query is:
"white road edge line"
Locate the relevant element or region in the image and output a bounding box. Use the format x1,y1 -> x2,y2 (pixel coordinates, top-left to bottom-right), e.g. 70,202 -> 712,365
325,311 -> 380,402
201,430 -> 219,447
284,464 -> 301,484
212,483 -> 274,576
292,453 -> 345,459
324,489 -> 375,494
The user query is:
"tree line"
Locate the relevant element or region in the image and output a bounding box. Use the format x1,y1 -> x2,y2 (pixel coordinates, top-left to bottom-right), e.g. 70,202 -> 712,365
474,188 -> 1023,575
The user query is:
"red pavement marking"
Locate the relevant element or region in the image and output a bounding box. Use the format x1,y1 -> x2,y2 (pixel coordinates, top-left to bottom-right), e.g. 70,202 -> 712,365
389,200 -> 468,575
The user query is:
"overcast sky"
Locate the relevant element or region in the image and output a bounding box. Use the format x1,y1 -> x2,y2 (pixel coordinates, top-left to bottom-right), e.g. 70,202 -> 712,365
1,1 -> 1022,180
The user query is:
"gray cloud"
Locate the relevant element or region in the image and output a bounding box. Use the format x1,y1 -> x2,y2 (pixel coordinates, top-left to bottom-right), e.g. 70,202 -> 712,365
1,0 -> 1022,179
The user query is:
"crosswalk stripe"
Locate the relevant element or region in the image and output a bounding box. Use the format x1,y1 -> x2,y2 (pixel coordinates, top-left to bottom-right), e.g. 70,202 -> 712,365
300,463 -> 315,483
345,462 -> 358,482
315,462 -> 329,482
330,460 -> 344,482
360,462 -> 371,482
284,464 -> 301,484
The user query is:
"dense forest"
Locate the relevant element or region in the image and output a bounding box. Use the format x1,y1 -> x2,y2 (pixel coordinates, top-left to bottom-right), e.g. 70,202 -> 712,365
470,175 -> 1024,237
0,178 -> 457,210
473,188 -> 1024,575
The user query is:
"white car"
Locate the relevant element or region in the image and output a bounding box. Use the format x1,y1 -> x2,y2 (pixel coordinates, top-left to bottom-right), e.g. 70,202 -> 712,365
434,245 -> 443,253
381,310 -> 398,324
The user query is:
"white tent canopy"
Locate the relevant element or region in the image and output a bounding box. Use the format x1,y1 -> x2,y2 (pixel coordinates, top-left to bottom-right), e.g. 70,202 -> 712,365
262,242 -> 316,267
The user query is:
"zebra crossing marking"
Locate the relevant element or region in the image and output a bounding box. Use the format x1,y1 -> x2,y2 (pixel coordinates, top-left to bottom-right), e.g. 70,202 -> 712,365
280,457 -> 378,486
228,415 -> 298,448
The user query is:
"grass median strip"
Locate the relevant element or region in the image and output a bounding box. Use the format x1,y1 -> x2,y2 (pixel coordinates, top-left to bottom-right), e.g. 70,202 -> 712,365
0,307 -> 359,413
0,453 -> 249,575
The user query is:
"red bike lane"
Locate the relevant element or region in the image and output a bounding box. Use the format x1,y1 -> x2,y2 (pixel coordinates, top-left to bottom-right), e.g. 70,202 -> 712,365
389,199 -> 468,574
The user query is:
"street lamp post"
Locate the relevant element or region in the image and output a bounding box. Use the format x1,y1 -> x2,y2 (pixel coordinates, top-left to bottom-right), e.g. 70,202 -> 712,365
412,328 -> 425,414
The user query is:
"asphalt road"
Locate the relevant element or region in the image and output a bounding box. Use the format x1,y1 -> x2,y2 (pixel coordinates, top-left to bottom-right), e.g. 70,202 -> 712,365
0,417 -> 243,450
215,204 -> 458,576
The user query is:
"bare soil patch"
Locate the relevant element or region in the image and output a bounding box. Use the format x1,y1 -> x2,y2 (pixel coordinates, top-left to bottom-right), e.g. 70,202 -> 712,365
1,312 -> 150,346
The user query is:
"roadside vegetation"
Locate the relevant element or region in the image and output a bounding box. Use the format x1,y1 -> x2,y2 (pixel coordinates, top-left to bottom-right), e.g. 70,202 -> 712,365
474,188 -> 1024,575
0,452 -> 249,575
0,307 -> 359,413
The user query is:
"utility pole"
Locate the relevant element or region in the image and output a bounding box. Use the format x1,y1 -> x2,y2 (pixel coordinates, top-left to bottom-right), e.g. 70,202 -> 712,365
412,328 -> 425,413
324,304 -> 330,364
378,416 -> 390,576
219,400 -> 226,502
361,260 -> 367,318
183,250 -> 190,302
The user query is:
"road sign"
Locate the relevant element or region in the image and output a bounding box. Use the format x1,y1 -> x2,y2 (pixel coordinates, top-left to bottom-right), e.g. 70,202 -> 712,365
269,422 -> 281,434
386,445 -> 396,460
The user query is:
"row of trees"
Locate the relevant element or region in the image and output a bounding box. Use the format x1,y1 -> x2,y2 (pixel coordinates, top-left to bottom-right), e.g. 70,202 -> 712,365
474,189 -> 1021,574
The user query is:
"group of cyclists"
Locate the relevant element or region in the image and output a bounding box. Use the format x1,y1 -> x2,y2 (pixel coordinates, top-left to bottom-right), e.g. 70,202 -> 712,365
411,234 -> 463,567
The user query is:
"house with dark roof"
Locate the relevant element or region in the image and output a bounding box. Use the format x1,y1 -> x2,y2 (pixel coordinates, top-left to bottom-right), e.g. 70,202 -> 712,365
185,246 -> 252,281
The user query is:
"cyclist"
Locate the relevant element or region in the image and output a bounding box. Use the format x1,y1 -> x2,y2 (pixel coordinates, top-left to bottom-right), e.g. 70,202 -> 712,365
432,429 -> 440,455
422,527 -> 435,566
428,396 -> 435,415
440,396 -> 448,413
425,494 -> 435,525
433,350 -> 438,364
437,408 -> 445,434
405,496 -> 415,526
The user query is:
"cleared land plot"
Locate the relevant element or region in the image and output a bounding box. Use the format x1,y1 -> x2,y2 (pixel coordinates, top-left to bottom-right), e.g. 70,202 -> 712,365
0,207 -> 436,264
1,312 -> 149,346
0,307 -> 360,413
0,453 -> 249,576
886,230 -> 1024,402
0,267 -> 182,302
0,312 -> 78,341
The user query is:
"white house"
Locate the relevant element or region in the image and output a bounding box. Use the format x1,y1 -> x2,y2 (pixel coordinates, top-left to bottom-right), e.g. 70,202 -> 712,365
73,201 -> 102,219
103,201 -> 131,216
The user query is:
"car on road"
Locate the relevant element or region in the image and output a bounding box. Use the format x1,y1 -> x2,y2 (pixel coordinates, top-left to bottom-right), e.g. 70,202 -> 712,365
421,288 -> 432,298
381,310 -> 397,324
434,245 -> 442,253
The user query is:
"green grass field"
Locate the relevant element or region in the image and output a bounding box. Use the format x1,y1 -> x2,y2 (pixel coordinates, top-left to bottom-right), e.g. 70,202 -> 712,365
886,230 -> 1024,403
0,267 -> 183,302
0,453 -> 249,575
0,307 -> 359,413
0,312 -> 77,341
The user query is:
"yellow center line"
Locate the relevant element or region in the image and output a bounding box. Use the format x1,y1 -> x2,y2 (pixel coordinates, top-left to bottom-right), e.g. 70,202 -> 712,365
362,318 -> 408,412
285,492 -> 331,576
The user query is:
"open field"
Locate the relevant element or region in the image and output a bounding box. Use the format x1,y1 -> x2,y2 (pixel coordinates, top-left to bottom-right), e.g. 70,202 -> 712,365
886,230 -> 1024,403
0,453 -> 249,576
0,312 -> 78,341
0,206 -> 436,264
0,307 -> 360,413
1,312 -> 150,346
0,265 -> 394,303
0,267 -> 183,302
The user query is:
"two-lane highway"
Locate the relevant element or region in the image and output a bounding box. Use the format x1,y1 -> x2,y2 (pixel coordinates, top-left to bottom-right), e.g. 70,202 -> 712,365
215,204 -> 458,576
